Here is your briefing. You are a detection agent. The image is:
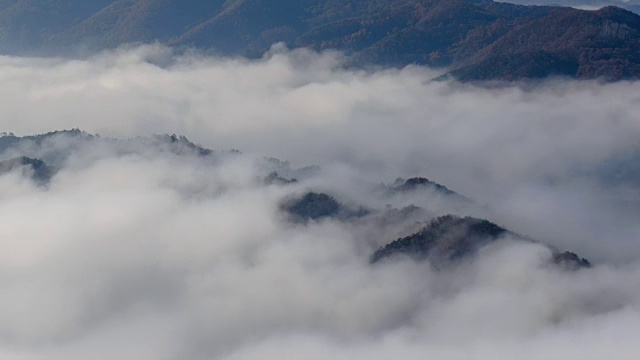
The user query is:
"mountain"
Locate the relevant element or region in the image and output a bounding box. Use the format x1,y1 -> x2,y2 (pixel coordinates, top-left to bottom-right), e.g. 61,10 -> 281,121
0,156 -> 55,184
384,177 -> 471,204
0,0 -> 639,80
48,0 -> 228,51
0,130 -> 593,271
371,215 -> 591,269
277,189 -> 589,270
389,177 -> 461,196
281,191 -> 371,223
0,0 -> 113,53
498,0 -> 640,15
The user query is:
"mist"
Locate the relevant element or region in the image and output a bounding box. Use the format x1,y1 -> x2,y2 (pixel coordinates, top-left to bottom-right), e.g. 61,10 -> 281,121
0,44 -> 640,359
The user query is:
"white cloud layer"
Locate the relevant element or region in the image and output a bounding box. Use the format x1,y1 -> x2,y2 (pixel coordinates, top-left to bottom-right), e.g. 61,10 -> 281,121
0,45 -> 639,359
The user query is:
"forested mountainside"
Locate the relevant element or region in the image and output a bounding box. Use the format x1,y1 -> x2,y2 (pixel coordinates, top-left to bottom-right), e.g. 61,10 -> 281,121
0,0 -> 639,80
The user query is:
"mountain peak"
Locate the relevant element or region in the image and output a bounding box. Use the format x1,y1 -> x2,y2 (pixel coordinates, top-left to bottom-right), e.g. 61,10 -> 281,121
371,215 -> 591,270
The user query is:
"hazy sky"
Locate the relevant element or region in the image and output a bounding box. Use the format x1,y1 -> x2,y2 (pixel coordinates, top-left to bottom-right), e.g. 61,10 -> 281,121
0,44 -> 640,359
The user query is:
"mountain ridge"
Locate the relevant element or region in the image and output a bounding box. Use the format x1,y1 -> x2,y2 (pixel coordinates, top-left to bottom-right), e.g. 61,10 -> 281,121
0,0 -> 638,80
0,130 -> 594,271
371,214 -> 592,269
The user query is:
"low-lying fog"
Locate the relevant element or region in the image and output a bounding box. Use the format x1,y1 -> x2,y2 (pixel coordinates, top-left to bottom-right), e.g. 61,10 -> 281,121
0,44 -> 639,359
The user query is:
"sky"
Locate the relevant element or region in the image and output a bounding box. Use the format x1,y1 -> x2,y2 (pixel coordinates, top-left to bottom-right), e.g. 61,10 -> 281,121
0,44 -> 639,359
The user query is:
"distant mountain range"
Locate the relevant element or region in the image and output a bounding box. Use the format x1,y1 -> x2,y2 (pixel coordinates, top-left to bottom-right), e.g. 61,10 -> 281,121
0,129 -> 592,271
0,0 -> 639,80
502,0 -> 640,14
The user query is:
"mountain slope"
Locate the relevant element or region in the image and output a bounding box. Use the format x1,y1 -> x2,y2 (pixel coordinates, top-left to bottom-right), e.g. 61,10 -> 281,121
0,0 -> 639,80
452,5 -> 640,80
0,0 -> 113,53
169,0 -> 312,55
0,156 -> 55,184
498,0 -> 640,15
47,0 -> 227,51
371,215 -> 591,269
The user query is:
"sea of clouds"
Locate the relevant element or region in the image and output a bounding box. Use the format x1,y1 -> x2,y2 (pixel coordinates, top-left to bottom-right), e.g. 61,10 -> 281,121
0,44 -> 639,359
